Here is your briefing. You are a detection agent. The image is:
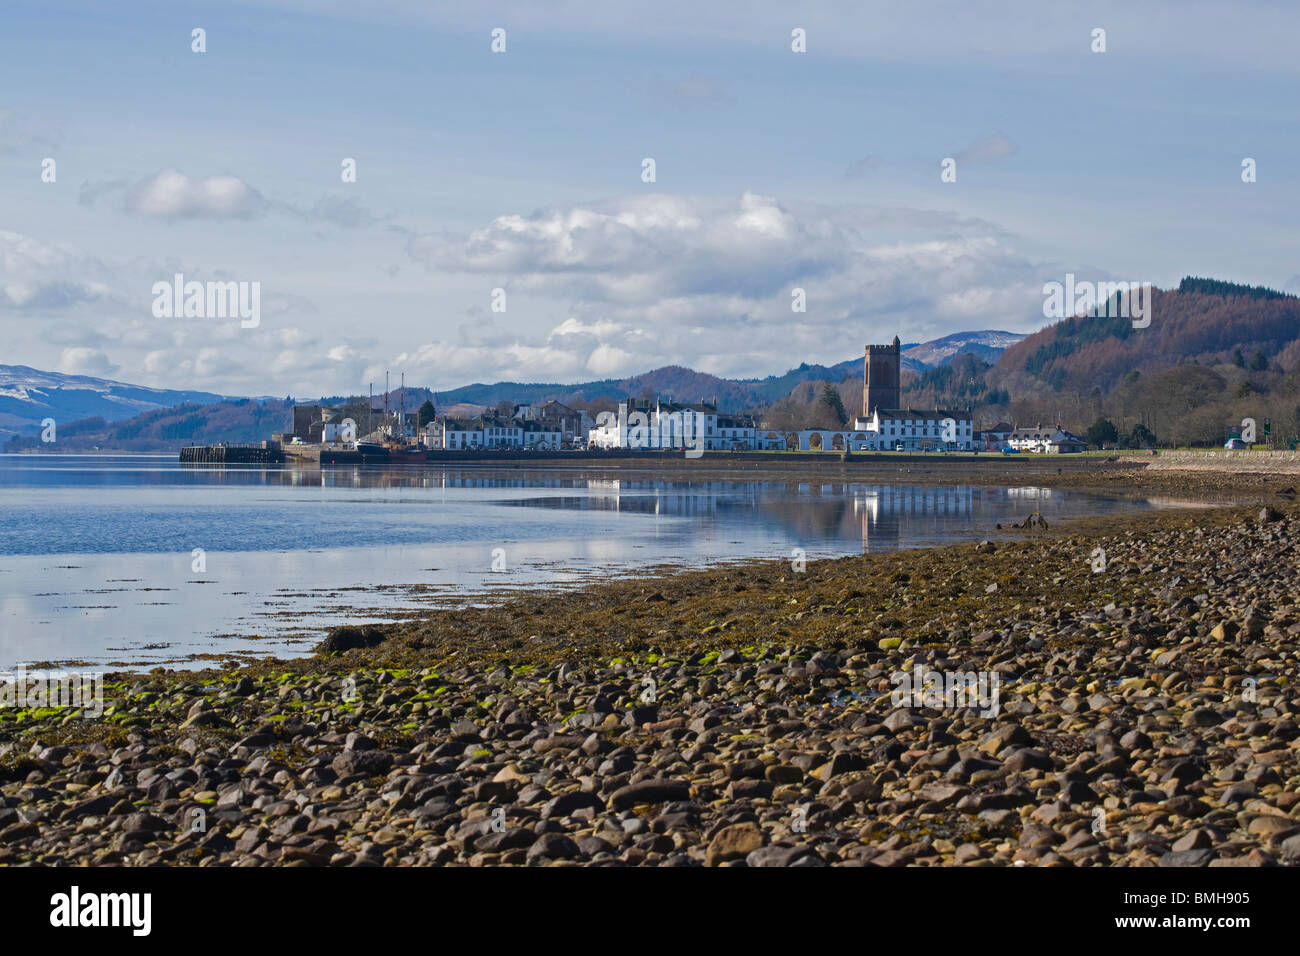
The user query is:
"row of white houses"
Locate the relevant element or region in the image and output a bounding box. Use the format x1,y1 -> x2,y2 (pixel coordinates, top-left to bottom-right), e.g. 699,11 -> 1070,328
421,398 -> 1081,455
586,399 -> 775,452
586,400 -> 977,453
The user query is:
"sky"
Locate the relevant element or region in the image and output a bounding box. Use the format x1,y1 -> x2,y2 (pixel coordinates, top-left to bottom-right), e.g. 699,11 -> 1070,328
1,0 -> 1298,398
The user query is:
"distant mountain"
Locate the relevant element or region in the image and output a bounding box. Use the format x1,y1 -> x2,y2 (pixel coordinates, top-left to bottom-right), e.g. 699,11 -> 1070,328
432,330 -> 1023,412
979,277 -> 1300,446
0,365 -> 227,441
989,278 -> 1300,396
903,330 -> 1026,368
3,398 -> 293,453
0,328 -> 1028,448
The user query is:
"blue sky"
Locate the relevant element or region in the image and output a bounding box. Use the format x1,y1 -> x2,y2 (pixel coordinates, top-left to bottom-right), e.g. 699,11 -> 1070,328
2,0 -> 1298,397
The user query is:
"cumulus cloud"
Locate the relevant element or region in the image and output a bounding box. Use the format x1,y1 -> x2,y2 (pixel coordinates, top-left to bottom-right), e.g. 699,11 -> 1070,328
0,230 -> 120,310
79,170 -> 387,230
79,170 -> 265,219
106,319 -> 370,396
58,347 -> 118,378
125,170 -> 266,219
393,340 -> 592,384
954,132 -> 1018,166
407,191 -> 847,301
399,191 -> 1050,383
586,343 -> 636,375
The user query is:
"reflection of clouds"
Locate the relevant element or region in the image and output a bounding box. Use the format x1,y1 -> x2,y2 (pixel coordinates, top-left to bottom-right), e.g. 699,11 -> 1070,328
5,460 -> 1185,667
1140,497 -> 1216,510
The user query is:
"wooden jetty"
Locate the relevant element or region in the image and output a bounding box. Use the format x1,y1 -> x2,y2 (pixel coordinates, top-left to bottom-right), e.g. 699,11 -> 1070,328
180,443 -> 285,464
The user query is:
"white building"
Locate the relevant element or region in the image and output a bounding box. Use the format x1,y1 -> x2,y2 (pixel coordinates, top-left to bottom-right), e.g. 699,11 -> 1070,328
715,414 -> 759,450
1007,424 -> 1087,454
519,421 -> 563,449
427,416 -> 562,451
514,400 -> 591,446
589,399 -> 738,452
321,421 -> 349,444
854,408 -> 974,451
430,418 -> 481,450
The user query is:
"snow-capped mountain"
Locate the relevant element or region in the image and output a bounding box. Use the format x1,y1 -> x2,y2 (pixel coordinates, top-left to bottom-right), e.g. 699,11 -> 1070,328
902,330 -> 1027,367
0,365 -> 228,439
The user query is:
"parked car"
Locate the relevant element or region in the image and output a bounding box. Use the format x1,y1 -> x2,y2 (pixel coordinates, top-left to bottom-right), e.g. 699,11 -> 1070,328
1001,445 -> 1018,455
1224,438 -> 1248,450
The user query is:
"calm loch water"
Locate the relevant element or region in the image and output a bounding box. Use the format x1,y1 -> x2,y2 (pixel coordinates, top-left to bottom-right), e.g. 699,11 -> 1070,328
0,455 -> 1197,669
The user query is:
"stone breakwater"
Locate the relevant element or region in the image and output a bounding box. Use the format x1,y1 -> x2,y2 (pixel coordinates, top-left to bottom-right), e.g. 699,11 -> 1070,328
1147,451 -> 1300,474
1,503 -> 1298,867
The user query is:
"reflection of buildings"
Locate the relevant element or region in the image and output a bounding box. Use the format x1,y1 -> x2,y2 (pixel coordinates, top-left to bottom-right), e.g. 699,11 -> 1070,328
1005,486 -> 1054,500
855,485 -> 974,552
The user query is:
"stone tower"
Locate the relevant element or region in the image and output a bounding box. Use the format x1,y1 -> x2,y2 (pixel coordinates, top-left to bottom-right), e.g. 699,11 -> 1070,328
863,336 -> 901,417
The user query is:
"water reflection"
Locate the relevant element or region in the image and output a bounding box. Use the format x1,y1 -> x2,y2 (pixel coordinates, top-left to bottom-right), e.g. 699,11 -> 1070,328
0,456 -> 1205,668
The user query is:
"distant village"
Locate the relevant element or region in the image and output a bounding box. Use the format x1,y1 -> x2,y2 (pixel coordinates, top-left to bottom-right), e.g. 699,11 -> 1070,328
272,338 -> 1088,457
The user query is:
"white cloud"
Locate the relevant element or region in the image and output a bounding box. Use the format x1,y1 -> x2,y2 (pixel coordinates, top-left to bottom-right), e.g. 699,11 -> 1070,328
124,170 -> 265,219
79,171 -> 386,231
549,317 -> 624,339
0,230 -> 120,310
586,344 -> 636,376
400,191 -> 1051,384
58,347 -> 118,378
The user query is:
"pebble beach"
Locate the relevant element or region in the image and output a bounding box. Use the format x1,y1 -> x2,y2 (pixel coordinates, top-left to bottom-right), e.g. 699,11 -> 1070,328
2,468 -> 1299,867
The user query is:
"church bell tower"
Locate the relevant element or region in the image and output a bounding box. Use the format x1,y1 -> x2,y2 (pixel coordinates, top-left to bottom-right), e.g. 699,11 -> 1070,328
863,336 -> 901,417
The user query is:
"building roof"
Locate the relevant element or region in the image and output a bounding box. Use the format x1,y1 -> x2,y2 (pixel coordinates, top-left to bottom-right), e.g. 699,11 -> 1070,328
438,415 -> 561,432
622,397 -> 718,413
1009,425 -> 1084,441
438,417 -> 480,431
875,408 -> 967,420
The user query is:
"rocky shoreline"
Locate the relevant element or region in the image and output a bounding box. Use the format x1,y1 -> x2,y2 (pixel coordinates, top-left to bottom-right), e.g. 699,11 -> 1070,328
2,500 -> 1299,867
